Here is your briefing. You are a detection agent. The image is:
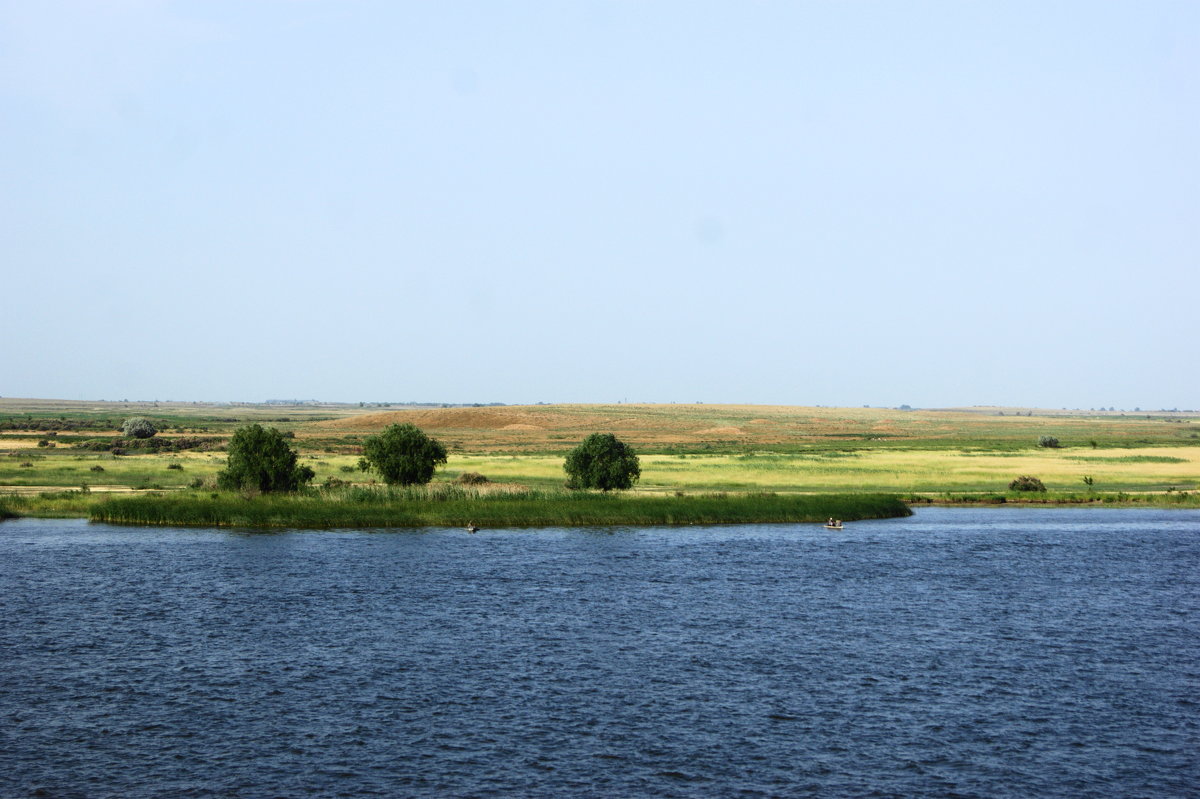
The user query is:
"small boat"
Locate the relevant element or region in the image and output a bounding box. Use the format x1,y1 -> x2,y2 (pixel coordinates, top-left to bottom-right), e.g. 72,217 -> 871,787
823,521 -> 844,530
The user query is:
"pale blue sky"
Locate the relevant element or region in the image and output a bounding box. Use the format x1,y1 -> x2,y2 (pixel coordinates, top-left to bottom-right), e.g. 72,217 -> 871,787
2,1 -> 1196,408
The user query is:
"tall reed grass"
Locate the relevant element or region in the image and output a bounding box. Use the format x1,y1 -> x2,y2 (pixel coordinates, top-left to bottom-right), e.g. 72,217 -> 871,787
88,486 -> 911,528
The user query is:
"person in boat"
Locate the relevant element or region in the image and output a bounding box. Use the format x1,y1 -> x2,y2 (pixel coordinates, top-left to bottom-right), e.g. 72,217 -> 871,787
466,521 -> 479,533
828,518 -> 835,526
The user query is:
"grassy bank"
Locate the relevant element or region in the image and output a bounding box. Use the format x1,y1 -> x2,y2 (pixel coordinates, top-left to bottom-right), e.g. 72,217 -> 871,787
86,486 -> 911,528
910,490 -> 1200,507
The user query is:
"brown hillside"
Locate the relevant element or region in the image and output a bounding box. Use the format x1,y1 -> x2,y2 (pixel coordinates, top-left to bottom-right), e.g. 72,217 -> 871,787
301,402 -> 1196,455
309,404 -> 840,452
318,407 -> 560,431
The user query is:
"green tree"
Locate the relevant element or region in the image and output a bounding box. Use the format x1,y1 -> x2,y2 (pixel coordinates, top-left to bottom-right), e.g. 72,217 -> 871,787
360,423 -> 447,485
217,424 -> 314,492
1037,435 -> 1060,448
564,433 -> 641,491
122,417 -> 157,439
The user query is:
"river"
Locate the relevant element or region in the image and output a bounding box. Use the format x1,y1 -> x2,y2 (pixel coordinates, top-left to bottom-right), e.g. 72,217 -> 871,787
1,508 -> 1197,797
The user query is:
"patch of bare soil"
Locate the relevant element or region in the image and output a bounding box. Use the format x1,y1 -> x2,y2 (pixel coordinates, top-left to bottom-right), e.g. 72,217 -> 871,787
693,427 -> 744,436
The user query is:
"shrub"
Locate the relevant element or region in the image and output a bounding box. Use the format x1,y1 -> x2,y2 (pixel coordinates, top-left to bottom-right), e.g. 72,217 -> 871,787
1037,436 -> 1060,448
564,433 -> 641,491
360,424 -> 448,486
122,418 -> 157,439
456,472 -> 490,485
90,465 -> 105,472
217,424 -> 315,492
166,463 -> 183,470
1009,475 -> 1047,492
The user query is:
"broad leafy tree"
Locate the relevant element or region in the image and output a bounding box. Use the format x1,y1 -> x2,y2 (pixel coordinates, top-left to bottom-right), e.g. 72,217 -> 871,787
564,433 -> 641,491
360,423 -> 447,485
217,424 -> 314,492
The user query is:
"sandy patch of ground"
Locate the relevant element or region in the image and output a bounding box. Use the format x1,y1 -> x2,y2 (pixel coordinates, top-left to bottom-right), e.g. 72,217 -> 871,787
693,427 -> 744,436
0,485 -> 144,495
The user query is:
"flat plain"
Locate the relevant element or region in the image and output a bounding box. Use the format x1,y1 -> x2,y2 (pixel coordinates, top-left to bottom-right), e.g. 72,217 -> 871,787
2,399 -> 1197,505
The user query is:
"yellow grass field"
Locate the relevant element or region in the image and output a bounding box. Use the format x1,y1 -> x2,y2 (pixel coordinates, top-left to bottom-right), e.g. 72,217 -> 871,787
2,400 -> 1198,497
443,447 -> 1200,494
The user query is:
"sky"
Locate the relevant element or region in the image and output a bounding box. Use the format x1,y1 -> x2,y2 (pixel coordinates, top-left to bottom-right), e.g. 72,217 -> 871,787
2,1 -> 1197,409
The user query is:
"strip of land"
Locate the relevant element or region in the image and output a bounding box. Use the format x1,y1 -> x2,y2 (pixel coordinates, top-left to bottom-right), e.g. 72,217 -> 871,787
2,399 -> 1197,524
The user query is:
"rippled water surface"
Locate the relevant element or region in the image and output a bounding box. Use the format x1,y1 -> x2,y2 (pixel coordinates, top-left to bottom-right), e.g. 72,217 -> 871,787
2,508 -> 1197,797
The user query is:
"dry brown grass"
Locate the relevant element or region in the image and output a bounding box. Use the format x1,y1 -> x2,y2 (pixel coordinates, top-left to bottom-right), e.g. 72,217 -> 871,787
307,403 -> 1200,454
693,427 -> 744,436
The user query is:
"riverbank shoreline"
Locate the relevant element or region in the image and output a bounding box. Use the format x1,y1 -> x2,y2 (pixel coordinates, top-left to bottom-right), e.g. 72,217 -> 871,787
907,490 -> 1199,508
4,488 -> 1199,529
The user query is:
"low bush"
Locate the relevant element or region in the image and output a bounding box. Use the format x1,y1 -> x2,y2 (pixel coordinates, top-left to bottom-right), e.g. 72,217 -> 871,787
90,465 -> 105,472
122,418 -> 158,439
456,472 -> 490,485
74,436 -> 222,454
1038,436 -> 1061,448
166,463 -> 184,470
1009,475 -> 1047,492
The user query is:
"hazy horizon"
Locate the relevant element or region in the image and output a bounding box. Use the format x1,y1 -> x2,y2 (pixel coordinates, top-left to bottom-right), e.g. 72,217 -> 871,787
3,2 -> 1196,410
1,394 -> 1193,415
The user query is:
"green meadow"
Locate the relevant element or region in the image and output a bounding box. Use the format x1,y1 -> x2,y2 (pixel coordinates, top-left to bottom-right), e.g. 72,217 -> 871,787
3,398 -> 1198,524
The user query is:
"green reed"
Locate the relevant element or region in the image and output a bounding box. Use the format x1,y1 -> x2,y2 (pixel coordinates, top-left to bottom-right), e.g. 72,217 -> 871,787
88,487 -> 912,528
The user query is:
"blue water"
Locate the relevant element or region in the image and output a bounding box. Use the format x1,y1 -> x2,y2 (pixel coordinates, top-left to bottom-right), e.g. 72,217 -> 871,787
1,508 -> 1197,798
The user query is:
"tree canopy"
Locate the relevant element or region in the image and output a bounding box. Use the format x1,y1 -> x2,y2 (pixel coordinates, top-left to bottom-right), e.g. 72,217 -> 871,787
217,424 -> 314,492
564,433 -> 641,491
360,423 -> 447,486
